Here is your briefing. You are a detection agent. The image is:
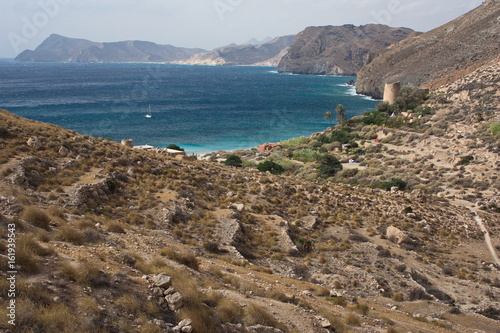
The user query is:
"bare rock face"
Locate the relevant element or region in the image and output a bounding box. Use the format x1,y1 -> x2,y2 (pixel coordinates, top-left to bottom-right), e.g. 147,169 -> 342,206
27,136 -> 42,150
278,24 -> 414,76
356,1 -> 500,98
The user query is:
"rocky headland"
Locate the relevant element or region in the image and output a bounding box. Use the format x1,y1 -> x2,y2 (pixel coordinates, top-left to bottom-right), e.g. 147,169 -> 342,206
15,34 -> 206,63
277,24 -> 416,76
355,0 -> 500,98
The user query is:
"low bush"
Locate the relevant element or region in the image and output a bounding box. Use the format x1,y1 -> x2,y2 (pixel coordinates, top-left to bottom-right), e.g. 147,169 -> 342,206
56,226 -> 85,245
379,178 -> 407,191
215,299 -> 244,324
22,206 -> 51,230
257,161 -> 285,175
244,303 -> 285,330
225,155 -> 242,167
160,247 -> 199,271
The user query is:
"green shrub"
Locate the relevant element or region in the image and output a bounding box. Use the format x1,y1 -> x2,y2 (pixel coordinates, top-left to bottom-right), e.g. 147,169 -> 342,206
379,178 -> 407,191
281,136 -> 308,148
490,122 -> 500,135
317,155 -> 342,178
257,161 -> 285,175
225,155 -> 243,167
167,144 -> 184,151
292,149 -> 323,163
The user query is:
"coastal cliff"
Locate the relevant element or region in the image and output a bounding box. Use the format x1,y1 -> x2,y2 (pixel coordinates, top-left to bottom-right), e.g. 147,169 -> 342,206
15,34 -> 205,63
356,0 -> 500,99
277,24 -> 415,76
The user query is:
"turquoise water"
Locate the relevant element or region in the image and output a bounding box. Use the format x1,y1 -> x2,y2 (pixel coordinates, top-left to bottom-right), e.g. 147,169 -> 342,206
0,61 -> 377,153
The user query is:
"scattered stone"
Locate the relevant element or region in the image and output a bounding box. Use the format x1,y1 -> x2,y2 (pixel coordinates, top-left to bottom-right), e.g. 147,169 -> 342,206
165,292 -> 184,311
247,325 -> 284,333
178,319 -> 192,327
59,146 -> 70,155
27,136 -> 42,150
151,273 -> 172,288
230,203 -> 245,212
300,215 -> 318,230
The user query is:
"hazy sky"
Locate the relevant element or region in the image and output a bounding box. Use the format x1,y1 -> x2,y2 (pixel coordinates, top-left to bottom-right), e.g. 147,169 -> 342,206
0,0 -> 484,58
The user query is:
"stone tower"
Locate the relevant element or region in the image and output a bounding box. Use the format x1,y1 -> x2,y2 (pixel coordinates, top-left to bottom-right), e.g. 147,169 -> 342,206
383,82 -> 401,105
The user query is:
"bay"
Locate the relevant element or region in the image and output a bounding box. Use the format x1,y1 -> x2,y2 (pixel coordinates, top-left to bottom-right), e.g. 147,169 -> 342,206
0,61 -> 377,153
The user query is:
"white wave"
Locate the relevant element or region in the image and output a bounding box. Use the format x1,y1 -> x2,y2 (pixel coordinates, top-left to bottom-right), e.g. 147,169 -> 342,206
342,85 -> 378,101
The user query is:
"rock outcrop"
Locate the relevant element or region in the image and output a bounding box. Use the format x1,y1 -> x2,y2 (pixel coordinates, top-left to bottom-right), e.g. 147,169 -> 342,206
15,34 -> 205,63
356,0 -> 500,98
277,24 -> 415,75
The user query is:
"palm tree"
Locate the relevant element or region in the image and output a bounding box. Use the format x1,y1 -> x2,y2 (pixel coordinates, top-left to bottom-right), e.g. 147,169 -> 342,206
336,104 -> 347,125
324,111 -> 333,127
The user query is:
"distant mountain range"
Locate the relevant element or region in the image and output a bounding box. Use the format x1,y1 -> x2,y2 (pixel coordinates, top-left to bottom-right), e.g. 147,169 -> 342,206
15,34 -> 206,63
277,24 -> 416,76
179,36 -> 295,66
356,0 -> 500,98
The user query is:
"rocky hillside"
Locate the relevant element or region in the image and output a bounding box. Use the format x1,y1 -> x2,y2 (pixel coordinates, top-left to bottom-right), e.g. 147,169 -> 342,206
1,105 -> 499,333
15,34 -> 205,63
277,24 -> 415,76
179,36 -> 295,66
356,0 -> 500,99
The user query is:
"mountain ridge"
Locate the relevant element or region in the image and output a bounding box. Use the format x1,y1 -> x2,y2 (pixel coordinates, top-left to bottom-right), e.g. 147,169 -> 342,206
355,0 -> 500,98
277,24 -> 416,76
178,35 -> 295,66
15,34 -> 206,63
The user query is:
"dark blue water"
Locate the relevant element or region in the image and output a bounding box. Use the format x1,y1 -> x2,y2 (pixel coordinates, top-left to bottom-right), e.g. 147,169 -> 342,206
0,61 -> 377,153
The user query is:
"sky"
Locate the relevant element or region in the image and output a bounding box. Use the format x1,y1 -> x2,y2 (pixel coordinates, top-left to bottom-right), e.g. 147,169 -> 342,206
0,0 -> 485,58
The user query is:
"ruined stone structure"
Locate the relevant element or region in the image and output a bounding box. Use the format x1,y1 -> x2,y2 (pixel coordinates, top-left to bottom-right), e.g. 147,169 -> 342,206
383,82 -> 401,105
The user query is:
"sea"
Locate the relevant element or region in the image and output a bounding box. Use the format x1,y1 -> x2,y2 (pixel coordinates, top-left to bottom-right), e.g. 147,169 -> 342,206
0,60 -> 378,154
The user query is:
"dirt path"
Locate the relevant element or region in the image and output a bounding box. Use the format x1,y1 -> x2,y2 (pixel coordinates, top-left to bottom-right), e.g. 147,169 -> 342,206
473,214 -> 500,266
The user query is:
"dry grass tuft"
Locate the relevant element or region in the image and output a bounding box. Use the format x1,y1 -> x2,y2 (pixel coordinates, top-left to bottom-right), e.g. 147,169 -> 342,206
56,225 -> 85,245
244,303 -> 286,331
105,221 -> 126,233
344,312 -> 361,326
160,247 -> 199,271
215,299 -> 244,324
22,206 -> 51,229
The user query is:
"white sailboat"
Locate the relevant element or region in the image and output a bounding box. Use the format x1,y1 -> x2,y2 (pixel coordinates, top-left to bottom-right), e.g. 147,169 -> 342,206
145,104 -> 152,118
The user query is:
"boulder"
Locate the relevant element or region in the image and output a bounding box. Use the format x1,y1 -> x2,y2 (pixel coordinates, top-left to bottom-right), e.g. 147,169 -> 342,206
27,136 -> 42,150
59,146 -> 70,155
151,273 -> 172,288
300,215 -> 318,230
165,292 -> 184,311
121,139 -> 134,148
386,226 -> 410,245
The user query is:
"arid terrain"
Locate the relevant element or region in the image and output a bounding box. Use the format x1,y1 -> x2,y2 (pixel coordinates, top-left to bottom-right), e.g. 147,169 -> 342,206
0,60 -> 499,333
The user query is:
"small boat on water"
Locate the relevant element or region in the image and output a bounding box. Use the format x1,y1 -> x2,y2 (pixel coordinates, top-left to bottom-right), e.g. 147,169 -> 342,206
145,105 -> 152,118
